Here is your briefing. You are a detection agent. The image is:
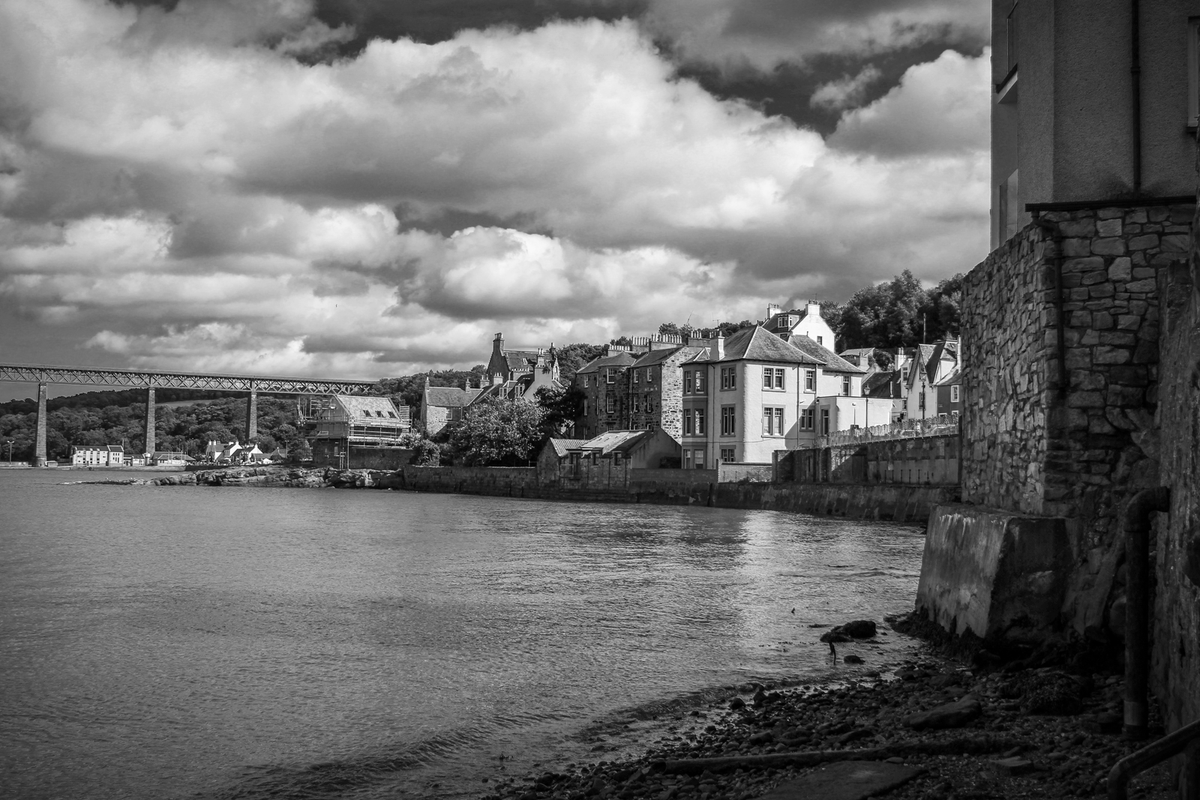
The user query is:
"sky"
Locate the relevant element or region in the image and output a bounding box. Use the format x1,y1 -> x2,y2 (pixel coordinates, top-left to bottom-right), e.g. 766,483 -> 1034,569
0,0 -> 993,397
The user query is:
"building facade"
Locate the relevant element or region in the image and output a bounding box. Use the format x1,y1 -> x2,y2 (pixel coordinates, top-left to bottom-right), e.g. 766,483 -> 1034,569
70,444 -> 123,466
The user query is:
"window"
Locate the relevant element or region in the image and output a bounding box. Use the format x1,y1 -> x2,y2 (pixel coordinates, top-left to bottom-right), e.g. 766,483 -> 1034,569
919,392 -> 926,411
842,376 -> 851,396
721,367 -> 737,390
644,394 -> 653,413
720,448 -> 736,463
820,408 -> 830,435
762,406 -> 784,436
763,367 -> 784,390
583,399 -> 589,416
817,336 -> 824,346
695,371 -> 706,394
633,369 -> 640,385
645,368 -> 652,383
606,395 -> 615,414
951,385 -> 961,403
632,395 -> 640,413
801,407 -> 815,430
721,406 -> 736,436
693,449 -> 706,469
804,369 -> 816,391
683,449 -> 692,469
362,410 -> 371,417
684,410 -> 694,435
694,408 -> 705,436
388,411 -> 397,418
684,371 -> 694,394
606,369 -> 614,384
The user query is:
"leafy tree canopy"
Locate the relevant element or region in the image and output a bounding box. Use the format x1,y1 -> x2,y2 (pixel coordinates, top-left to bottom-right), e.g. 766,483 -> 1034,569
445,396 -> 545,466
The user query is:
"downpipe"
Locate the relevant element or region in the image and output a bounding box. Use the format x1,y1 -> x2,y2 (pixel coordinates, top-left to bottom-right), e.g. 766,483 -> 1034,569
1123,486 -> 1170,741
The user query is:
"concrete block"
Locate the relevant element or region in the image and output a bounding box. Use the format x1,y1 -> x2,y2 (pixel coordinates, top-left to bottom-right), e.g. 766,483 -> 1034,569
917,506 -> 1074,641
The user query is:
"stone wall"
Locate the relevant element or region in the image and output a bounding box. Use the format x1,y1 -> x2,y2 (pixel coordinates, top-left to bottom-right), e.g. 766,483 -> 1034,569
961,223 -> 1052,513
719,482 -> 956,523
311,440 -> 414,470
781,433 -> 959,486
399,465 -> 538,496
1153,220 -> 1200,764
960,203 -> 1192,636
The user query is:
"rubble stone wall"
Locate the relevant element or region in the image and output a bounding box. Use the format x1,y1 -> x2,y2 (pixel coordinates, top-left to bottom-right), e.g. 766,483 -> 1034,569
1153,220 -> 1200,753
961,204 -> 1192,637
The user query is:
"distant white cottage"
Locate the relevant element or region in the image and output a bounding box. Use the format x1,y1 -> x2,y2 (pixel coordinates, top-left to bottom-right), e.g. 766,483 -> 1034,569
71,444 -> 124,466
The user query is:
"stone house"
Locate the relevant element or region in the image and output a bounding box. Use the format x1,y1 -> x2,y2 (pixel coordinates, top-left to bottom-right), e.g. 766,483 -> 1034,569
303,394 -> 411,469
421,380 -> 482,436
574,350 -> 638,437
537,429 -> 682,489
483,332 -> 561,394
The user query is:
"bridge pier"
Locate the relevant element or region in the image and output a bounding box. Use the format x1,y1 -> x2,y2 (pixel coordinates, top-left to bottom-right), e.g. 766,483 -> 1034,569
33,382 -> 47,467
144,386 -> 155,457
246,385 -> 257,442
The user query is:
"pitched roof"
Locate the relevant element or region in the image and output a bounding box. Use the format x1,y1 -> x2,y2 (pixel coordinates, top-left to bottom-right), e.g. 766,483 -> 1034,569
934,366 -> 962,386
505,350 -> 542,371
721,326 -> 820,364
424,386 -> 481,408
630,345 -> 705,368
576,351 -> 637,375
337,394 -> 403,419
863,370 -> 900,397
547,438 -> 590,458
787,335 -> 866,373
576,430 -> 651,455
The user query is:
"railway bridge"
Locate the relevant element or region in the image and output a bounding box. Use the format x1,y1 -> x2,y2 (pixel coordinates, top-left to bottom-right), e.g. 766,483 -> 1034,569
0,364 -> 380,466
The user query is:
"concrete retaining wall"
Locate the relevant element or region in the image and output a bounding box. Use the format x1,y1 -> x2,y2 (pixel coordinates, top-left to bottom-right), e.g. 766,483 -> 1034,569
917,504 -> 1075,642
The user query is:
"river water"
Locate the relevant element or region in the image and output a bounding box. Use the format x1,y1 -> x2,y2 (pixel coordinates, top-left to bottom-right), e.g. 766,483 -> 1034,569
0,469 -> 927,800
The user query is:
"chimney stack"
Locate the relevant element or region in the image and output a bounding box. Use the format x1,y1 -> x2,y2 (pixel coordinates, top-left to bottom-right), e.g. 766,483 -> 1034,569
766,303 -> 781,320
806,300 -> 822,318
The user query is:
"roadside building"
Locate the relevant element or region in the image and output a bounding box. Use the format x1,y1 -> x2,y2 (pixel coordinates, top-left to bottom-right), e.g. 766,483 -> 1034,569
302,394 -> 412,469
573,350 -> 638,438
763,301 -> 836,349
421,380 -> 482,436
71,444 -> 124,466
904,339 -> 959,421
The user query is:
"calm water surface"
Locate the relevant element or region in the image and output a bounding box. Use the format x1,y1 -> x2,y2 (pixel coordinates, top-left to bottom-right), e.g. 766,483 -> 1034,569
0,469 -> 926,799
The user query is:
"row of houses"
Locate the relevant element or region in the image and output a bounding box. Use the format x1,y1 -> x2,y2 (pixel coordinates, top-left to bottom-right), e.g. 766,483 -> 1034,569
571,303 -> 962,468
69,445 -> 189,467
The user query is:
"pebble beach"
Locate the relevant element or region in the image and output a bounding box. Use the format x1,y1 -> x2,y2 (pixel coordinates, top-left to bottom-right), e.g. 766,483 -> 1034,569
477,617 -> 1179,800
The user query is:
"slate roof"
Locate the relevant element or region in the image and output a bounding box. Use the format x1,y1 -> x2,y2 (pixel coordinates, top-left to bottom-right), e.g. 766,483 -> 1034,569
576,351 -> 637,375
863,370 -> 900,397
934,366 -> 962,387
505,350 -> 542,371
337,394 -> 406,422
788,335 -> 866,373
630,347 -> 681,367
576,430 -> 651,455
547,438 -> 590,458
424,386 -> 481,408
721,326 -> 819,364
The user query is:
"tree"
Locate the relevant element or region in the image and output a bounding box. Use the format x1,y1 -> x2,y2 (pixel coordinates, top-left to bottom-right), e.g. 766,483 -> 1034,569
287,439 -> 313,464
657,321 -> 694,339
535,385 -> 584,438
446,396 -> 546,466
555,343 -> 605,384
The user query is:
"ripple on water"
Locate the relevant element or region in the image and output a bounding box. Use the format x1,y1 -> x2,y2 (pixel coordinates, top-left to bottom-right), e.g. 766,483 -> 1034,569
0,472 -> 925,800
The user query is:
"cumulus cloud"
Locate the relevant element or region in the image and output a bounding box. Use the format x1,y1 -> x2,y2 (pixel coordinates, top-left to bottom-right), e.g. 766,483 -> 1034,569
810,65 -> 884,111
828,49 -> 990,157
644,0 -> 989,73
0,0 -> 990,379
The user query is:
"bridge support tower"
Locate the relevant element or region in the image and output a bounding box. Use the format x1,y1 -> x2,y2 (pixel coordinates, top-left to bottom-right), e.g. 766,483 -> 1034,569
246,385 -> 257,442
33,382 -> 47,467
144,386 -> 155,457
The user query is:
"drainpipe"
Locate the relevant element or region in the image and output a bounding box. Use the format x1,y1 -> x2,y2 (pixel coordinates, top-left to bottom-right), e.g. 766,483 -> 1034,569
1123,486 -> 1170,741
1131,0 -> 1142,193
1034,215 -> 1068,398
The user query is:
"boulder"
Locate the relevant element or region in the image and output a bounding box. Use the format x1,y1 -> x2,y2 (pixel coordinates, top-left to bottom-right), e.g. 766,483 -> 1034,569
835,620 -> 878,639
903,694 -> 982,730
